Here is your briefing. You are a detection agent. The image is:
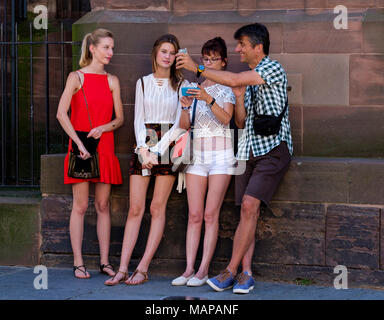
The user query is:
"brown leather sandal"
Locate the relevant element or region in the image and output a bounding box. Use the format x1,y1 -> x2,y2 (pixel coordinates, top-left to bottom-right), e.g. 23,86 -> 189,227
104,270 -> 128,286
125,269 -> 148,285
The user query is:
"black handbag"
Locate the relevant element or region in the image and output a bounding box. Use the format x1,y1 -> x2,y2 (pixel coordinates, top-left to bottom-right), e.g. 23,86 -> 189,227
250,86 -> 288,136
67,72 -> 100,179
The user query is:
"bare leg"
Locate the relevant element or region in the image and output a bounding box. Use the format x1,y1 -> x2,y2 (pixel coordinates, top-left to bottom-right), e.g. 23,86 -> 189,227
70,182 -> 90,278
195,174 -> 231,279
94,182 -> 115,276
104,175 -> 150,285
181,173 -> 208,278
241,238 -> 255,275
127,174 -> 175,284
226,195 -> 260,276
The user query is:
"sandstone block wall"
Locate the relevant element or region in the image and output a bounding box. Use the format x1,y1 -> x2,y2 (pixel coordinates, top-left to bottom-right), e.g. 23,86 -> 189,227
36,1 -> 384,288
70,3 -> 384,159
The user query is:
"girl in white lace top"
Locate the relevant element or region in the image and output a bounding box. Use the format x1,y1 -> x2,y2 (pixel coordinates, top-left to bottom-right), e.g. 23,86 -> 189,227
187,82 -> 236,164
171,37 -> 236,287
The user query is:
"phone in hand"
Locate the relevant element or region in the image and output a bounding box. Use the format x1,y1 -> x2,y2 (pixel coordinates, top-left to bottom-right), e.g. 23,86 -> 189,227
181,87 -> 200,96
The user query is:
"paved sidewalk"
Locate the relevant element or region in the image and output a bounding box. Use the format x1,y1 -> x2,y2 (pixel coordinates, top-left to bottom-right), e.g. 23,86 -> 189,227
1,266 -> 384,300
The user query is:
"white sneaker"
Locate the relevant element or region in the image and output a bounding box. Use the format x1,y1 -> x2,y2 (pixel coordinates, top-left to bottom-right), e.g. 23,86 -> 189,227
171,273 -> 195,286
186,275 -> 208,287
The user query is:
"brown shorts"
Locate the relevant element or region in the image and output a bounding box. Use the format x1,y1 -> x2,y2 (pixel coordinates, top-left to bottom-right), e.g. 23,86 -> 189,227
235,142 -> 291,207
129,123 -> 177,176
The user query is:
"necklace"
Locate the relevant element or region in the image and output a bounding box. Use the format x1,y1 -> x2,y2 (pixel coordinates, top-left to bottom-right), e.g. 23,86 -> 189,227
155,78 -> 165,87
153,73 -> 168,87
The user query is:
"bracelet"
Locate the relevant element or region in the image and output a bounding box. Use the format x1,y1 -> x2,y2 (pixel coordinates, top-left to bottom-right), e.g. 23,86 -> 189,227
208,97 -> 216,108
182,105 -> 191,111
149,149 -> 161,157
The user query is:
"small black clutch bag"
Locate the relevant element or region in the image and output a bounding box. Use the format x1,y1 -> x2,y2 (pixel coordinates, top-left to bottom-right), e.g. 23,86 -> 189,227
68,131 -> 100,179
67,72 -> 101,179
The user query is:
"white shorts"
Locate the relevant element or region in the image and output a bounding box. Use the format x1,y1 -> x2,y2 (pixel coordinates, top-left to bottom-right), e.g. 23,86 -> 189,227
186,149 -> 236,177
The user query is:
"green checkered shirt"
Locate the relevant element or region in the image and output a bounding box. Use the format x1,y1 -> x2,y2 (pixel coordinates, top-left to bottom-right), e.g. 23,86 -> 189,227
236,56 -> 293,160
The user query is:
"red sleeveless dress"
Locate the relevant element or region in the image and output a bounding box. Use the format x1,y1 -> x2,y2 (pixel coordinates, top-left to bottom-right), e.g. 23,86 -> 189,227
64,71 -> 123,184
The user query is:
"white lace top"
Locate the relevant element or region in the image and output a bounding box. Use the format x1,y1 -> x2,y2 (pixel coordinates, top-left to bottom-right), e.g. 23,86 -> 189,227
191,83 -> 236,139
134,74 -> 188,155
189,82 -> 236,163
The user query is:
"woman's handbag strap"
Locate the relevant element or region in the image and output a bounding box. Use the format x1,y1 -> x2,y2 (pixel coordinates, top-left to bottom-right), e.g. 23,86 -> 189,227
76,71 -> 93,129
190,98 -> 198,139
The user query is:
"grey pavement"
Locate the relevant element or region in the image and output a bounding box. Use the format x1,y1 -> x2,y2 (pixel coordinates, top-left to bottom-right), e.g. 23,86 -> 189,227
1,266 -> 384,300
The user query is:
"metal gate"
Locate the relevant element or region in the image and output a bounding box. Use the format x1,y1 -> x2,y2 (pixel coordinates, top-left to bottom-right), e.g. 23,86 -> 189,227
1,7 -> 81,187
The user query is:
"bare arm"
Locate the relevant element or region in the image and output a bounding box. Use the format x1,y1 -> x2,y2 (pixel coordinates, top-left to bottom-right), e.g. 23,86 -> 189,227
212,101 -> 233,126
106,75 -> 124,131
186,86 -> 233,125
179,96 -> 192,130
56,71 -> 90,159
176,53 -> 265,87
232,86 -> 247,129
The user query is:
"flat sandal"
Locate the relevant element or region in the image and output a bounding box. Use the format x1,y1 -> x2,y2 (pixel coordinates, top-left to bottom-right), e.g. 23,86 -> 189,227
73,265 -> 90,279
104,270 -> 128,286
125,269 -> 148,286
100,263 -> 115,276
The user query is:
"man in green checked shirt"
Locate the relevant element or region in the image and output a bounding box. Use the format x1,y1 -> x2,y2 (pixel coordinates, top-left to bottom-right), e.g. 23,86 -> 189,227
176,23 -> 293,294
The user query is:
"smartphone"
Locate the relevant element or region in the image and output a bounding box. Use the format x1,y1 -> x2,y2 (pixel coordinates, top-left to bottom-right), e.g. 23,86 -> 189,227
181,87 -> 200,96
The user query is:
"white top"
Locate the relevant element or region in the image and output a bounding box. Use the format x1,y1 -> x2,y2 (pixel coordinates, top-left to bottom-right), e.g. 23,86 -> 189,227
190,83 -> 236,155
134,73 -> 188,155
191,83 -> 236,138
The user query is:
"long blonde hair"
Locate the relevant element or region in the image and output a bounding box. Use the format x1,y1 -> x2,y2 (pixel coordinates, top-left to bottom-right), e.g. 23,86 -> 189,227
79,28 -> 114,67
151,34 -> 183,91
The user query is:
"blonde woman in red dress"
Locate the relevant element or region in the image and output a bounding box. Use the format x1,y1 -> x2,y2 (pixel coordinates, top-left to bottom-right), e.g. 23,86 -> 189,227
57,29 -> 124,279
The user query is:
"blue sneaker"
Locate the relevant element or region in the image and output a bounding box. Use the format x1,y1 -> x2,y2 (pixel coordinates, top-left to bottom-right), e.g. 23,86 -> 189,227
207,269 -> 235,292
233,271 -> 255,294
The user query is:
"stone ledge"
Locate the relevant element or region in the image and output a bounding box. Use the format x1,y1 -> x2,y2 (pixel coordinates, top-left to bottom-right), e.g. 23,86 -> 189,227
0,197 -> 41,205
90,0 -> 170,11
41,154 -> 384,205
39,195 -> 384,268
0,201 -> 41,266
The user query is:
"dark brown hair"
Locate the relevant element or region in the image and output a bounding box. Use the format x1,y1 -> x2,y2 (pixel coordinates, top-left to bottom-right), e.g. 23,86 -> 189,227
151,34 -> 183,91
201,37 -> 228,70
234,23 -> 270,55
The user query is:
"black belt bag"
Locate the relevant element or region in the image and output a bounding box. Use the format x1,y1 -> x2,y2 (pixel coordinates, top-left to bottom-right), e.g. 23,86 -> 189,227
251,86 -> 288,136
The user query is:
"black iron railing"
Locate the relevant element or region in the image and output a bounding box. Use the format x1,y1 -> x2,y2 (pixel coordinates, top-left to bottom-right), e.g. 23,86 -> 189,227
0,18 -> 80,186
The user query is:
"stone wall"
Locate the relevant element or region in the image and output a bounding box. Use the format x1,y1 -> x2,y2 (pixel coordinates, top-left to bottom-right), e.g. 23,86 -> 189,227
37,1 -> 384,288
71,4 -> 384,159
40,154 -> 384,288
